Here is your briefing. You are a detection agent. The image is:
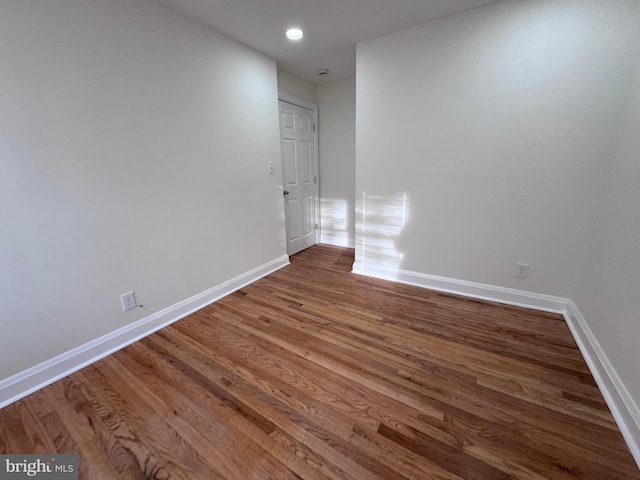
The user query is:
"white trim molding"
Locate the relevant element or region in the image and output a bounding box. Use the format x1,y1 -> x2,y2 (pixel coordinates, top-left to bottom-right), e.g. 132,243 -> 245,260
352,263 -> 569,313
352,263 -> 640,468
277,92 -> 317,112
0,255 -> 290,409
564,301 -> 640,469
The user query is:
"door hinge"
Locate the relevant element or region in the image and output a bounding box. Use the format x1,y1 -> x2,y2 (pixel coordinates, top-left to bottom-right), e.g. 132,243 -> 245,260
314,175 -> 317,184
315,223 -> 318,230
313,123 -> 316,132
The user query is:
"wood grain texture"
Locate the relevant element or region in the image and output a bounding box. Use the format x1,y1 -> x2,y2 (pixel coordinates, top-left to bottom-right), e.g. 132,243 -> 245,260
1,244 -> 638,479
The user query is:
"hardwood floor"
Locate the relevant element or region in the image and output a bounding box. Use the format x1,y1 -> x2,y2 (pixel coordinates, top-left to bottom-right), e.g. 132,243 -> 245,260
1,244 -> 638,479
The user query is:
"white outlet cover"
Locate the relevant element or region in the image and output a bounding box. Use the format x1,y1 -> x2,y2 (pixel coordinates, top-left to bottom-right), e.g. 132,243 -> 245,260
516,263 -> 529,278
267,161 -> 275,174
120,291 -> 137,311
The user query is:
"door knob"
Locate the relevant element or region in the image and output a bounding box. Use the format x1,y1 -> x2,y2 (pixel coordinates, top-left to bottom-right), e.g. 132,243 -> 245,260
283,190 -> 290,196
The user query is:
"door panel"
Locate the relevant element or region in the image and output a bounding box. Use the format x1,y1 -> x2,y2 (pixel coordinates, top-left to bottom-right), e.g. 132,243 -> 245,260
300,140 -> 312,184
282,111 -> 295,130
279,100 -> 317,255
286,198 -> 299,241
298,115 -> 312,133
283,138 -> 297,186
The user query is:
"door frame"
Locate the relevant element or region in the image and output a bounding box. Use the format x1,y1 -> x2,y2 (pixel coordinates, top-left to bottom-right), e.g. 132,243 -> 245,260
277,92 -> 320,250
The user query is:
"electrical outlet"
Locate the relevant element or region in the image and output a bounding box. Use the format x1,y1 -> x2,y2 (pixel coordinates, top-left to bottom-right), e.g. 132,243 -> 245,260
267,161 -> 275,174
516,263 -> 529,278
120,291 -> 137,311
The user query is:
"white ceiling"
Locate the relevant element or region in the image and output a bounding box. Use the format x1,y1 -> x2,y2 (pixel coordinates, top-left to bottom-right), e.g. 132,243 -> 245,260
152,0 -> 497,84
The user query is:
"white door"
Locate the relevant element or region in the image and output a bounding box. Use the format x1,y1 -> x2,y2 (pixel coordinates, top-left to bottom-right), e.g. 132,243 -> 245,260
279,100 -> 318,255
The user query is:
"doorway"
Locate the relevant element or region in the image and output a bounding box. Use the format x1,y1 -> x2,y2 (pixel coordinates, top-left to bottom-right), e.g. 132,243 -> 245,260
278,97 -> 319,256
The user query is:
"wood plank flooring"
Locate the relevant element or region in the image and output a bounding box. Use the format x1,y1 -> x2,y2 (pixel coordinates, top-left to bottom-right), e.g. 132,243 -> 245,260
1,244 -> 638,479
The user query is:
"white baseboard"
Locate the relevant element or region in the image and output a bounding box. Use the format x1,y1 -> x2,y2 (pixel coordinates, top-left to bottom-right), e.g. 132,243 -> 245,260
0,255 -> 290,409
564,301 -> 640,469
352,263 -> 640,468
352,263 -> 569,313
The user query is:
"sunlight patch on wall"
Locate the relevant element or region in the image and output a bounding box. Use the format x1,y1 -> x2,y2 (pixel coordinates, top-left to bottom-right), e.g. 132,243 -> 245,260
354,191 -> 409,278
320,198 -> 351,247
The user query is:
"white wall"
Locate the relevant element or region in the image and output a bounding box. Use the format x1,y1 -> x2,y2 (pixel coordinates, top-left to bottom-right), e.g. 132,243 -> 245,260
576,59 -> 640,410
356,0 -> 639,397
0,0 -> 285,380
317,78 -> 356,247
277,69 -> 317,105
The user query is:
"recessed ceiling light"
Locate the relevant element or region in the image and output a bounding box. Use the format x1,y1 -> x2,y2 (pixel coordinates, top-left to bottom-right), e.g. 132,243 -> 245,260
286,28 -> 304,40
